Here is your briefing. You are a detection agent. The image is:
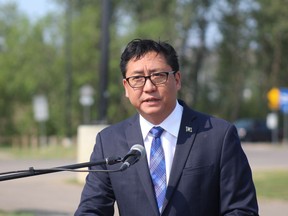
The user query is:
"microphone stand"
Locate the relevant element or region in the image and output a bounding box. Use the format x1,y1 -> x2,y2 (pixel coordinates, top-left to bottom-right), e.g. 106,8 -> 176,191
0,156 -> 122,182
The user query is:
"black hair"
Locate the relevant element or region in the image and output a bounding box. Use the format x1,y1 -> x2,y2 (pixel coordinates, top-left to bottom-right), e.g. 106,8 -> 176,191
120,39 -> 179,78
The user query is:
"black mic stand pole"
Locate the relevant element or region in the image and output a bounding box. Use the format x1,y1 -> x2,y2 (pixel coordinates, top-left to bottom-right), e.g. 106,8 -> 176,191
0,156 -> 121,182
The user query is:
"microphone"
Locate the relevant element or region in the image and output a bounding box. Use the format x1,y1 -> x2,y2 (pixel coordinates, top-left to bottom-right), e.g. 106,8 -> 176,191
120,144 -> 145,171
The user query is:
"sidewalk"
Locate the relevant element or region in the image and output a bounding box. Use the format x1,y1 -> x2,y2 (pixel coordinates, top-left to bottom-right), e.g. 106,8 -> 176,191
0,159 -> 82,215
0,143 -> 287,215
242,143 -> 288,216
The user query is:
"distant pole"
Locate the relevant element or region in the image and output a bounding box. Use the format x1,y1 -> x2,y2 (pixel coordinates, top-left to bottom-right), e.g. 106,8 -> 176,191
98,0 -> 111,122
284,113 -> 288,144
65,0 -> 72,140
33,95 -> 49,147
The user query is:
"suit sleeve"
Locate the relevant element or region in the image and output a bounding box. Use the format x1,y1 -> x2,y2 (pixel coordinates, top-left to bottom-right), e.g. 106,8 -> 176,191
74,133 -> 115,216
220,124 -> 259,216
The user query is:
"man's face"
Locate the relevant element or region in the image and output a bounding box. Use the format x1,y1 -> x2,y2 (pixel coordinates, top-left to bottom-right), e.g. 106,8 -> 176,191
123,51 -> 181,125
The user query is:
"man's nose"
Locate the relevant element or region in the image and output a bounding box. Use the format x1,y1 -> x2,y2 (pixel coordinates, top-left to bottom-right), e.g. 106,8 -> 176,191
143,77 -> 156,90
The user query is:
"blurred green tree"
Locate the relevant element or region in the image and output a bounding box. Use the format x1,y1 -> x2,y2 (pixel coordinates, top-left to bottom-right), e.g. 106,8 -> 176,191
1,0 -> 287,145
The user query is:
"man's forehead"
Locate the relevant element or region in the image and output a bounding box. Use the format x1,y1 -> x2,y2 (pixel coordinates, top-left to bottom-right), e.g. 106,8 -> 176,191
128,52 -> 167,66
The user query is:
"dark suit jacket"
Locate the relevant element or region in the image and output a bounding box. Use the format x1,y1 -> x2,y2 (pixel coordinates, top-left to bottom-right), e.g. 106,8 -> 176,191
75,101 -> 258,216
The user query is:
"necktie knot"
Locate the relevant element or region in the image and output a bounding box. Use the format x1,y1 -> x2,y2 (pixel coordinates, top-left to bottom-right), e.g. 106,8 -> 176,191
150,126 -> 164,138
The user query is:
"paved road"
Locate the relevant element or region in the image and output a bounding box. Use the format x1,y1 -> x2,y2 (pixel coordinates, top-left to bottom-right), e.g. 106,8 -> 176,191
242,143 -> 288,170
242,143 -> 288,216
0,159 -> 83,215
0,143 -> 288,216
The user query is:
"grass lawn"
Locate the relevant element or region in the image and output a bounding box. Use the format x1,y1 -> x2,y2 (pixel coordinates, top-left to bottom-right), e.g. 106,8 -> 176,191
0,144 -> 77,160
0,211 -> 34,216
253,169 -> 288,201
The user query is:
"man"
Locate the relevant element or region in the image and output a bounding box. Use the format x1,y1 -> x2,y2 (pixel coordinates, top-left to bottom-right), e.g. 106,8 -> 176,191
75,39 -> 258,216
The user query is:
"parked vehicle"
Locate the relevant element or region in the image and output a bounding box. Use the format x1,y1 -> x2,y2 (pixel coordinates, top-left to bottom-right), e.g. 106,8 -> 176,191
234,118 -> 273,142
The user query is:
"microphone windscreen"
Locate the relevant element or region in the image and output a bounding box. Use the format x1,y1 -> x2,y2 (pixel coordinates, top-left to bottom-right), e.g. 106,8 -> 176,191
130,144 -> 146,159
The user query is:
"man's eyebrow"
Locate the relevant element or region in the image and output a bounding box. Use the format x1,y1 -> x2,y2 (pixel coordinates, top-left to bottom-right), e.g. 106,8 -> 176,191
129,68 -> 167,76
129,71 -> 144,76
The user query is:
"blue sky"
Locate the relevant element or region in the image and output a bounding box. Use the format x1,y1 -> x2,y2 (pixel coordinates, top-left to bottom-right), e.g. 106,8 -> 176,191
0,0 -> 57,20
0,0 -> 221,47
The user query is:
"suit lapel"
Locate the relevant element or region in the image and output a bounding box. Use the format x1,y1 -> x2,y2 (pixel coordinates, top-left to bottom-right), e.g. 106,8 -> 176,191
162,104 -> 199,212
124,104 -> 200,215
125,115 -> 160,215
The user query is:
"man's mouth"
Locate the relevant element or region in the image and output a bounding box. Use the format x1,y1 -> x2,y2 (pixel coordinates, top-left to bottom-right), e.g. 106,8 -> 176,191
143,98 -> 160,103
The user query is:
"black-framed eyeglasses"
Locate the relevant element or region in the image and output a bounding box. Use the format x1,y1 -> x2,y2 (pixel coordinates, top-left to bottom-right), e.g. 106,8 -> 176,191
125,71 -> 177,88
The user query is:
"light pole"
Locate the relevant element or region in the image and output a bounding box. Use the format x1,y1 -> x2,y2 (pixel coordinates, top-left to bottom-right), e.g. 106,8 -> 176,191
65,0 -> 73,140
98,0 -> 111,122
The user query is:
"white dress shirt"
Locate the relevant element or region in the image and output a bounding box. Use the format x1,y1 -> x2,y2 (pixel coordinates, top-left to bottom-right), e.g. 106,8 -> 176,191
139,101 -> 183,185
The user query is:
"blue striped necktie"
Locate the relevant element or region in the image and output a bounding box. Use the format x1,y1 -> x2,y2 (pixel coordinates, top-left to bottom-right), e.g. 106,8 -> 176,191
149,126 -> 166,213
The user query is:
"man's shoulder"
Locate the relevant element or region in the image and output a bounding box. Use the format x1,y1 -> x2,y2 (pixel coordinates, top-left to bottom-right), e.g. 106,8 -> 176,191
180,101 -> 233,128
100,114 -> 139,134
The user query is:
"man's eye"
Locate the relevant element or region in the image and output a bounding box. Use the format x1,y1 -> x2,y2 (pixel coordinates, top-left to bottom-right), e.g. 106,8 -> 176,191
131,76 -> 143,81
153,73 -> 165,77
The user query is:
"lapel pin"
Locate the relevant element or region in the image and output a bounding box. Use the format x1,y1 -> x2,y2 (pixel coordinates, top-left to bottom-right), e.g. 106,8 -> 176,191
186,126 -> 193,133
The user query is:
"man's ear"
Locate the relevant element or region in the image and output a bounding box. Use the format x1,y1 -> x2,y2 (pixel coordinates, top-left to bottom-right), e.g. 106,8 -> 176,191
123,79 -> 129,98
175,71 -> 181,90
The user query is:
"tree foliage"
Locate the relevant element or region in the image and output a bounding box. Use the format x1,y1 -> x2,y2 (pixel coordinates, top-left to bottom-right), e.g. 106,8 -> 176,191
0,0 -> 287,144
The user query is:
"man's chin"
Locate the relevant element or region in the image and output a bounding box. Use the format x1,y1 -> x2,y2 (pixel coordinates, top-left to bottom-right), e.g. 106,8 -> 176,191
140,104 -> 162,114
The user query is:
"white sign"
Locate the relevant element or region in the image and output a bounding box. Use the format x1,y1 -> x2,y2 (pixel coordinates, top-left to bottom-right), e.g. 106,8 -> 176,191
33,95 -> 49,122
266,112 -> 278,130
79,85 -> 94,106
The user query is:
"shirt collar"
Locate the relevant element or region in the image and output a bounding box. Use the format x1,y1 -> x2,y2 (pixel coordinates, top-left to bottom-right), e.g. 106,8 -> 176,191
140,101 -> 183,139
